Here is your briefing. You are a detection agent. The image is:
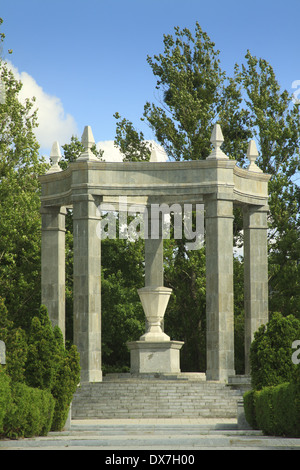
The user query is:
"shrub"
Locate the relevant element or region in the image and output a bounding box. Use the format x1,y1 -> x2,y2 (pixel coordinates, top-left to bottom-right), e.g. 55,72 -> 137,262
250,312 -> 300,390
5,328 -> 28,383
245,312 -> 300,437
0,303 -> 80,438
0,368 -> 12,435
255,387 -> 276,435
0,297 -> 28,384
25,306 -> 58,390
25,306 -> 81,431
50,335 -> 81,431
3,382 -> 55,439
251,382 -> 300,437
272,382 -> 300,437
243,390 -> 258,430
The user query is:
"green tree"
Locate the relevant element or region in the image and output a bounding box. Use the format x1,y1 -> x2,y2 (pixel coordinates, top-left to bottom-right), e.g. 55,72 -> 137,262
235,52 -> 300,319
114,24 -> 246,371
25,305 -> 59,390
113,23 -> 300,372
50,330 -> 80,431
250,312 -> 300,390
0,368 -> 12,435
0,19 -> 48,330
143,23 -> 226,161
25,305 -> 80,430
0,297 -> 28,383
164,241 -> 206,371
114,112 -> 151,162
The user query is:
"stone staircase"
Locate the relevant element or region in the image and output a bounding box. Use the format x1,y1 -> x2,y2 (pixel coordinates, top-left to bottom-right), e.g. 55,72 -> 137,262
71,374 -> 243,420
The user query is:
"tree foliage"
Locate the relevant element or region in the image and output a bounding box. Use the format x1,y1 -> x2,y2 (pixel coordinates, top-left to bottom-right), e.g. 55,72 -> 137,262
144,23 -> 226,161
112,23 -> 300,372
0,19 -> 49,330
114,112 -> 151,162
234,53 -> 300,317
1,17 -> 299,376
250,312 -> 300,390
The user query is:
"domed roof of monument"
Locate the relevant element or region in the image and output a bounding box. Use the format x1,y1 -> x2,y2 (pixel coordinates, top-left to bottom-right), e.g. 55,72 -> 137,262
96,140 -> 168,162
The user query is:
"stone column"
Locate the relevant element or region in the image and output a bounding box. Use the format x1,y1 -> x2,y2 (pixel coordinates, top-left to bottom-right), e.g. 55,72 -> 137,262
145,207 -> 163,287
73,194 -> 102,383
41,205 -> 66,338
205,197 -> 235,381
145,208 -> 164,333
243,205 -> 269,374
145,238 -> 164,287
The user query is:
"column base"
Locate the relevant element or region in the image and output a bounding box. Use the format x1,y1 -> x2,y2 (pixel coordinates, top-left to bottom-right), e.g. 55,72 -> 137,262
80,369 -> 103,384
206,369 -> 236,383
127,340 -> 184,374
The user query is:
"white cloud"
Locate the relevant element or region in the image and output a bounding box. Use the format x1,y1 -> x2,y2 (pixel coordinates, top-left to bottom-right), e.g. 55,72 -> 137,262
6,61 -> 78,152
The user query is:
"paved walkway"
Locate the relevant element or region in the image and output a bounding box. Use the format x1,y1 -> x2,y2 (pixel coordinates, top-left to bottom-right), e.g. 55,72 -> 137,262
1,418 -> 300,450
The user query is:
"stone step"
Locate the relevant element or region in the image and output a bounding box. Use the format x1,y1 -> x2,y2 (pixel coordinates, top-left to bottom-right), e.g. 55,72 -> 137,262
72,377 -> 242,419
103,372 -> 207,382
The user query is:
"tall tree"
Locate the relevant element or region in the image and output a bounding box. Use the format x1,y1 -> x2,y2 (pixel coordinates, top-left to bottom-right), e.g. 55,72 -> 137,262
0,19 -> 48,329
235,52 -> 300,318
143,23 -> 225,161
114,23 -> 300,372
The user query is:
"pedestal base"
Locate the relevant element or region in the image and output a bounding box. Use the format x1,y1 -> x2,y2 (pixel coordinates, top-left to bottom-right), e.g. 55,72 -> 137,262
127,340 -> 184,374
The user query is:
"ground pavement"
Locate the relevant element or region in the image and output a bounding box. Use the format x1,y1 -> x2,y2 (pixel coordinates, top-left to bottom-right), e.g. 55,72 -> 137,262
1,418 -> 300,451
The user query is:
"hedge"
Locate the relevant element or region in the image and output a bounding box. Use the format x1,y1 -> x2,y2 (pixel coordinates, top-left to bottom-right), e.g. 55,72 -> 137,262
250,313 -> 300,390
0,370 -> 55,439
244,382 -> 300,437
0,304 -> 81,438
0,368 -> 12,434
243,389 -> 258,430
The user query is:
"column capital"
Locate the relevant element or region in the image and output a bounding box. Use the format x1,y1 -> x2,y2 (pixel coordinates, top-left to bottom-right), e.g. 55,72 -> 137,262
41,205 -> 67,232
204,197 -> 234,220
244,204 -> 269,213
203,191 -> 234,202
71,193 -> 102,205
243,204 -> 269,230
40,204 -> 67,215
72,195 -> 102,222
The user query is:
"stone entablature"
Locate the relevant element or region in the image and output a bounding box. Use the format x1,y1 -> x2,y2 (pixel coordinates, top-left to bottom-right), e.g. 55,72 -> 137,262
40,159 -> 268,208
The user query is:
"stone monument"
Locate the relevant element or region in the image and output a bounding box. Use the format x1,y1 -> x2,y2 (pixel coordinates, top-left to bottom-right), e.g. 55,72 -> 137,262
39,123 -> 270,383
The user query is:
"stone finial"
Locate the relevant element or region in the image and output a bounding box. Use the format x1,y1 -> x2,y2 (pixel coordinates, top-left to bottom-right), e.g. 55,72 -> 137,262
247,140 -> 262,172
46,141 -> 62,174
207,123 -> 229,160
77,126 -> 99,161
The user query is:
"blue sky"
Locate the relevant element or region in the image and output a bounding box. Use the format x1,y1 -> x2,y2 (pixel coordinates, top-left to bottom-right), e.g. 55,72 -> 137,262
1,0 -> 300,156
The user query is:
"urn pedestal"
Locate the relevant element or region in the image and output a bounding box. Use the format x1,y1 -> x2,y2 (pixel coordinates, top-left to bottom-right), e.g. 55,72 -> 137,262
127,286 -> 184,374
